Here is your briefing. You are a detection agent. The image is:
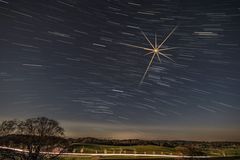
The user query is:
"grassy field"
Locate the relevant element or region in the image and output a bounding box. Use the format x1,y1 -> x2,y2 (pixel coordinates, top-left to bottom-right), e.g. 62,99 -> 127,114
58,143 -> 240,160
68,144 -> 184,154
67,143 -> 240,157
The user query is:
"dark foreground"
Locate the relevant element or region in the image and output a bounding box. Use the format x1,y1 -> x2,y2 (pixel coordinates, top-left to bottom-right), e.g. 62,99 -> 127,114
99,157 -> 240,160
61,156 -> 240,160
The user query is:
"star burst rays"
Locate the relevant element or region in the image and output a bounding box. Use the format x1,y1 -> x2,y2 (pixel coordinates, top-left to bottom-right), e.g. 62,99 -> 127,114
121,26 -> 178,84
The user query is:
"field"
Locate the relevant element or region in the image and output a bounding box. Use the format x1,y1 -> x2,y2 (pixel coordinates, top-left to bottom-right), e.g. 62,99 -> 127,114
58,143 -> 240,160
66,143 -> 240,156
69,144 -> 175,154
1,143 -> 240,160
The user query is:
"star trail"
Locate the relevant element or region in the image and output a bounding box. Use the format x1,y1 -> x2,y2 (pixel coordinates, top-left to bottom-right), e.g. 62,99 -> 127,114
0,0 -> 240,141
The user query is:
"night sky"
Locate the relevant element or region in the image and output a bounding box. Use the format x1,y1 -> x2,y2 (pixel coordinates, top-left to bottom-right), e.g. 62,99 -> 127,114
1,0 -> 240,141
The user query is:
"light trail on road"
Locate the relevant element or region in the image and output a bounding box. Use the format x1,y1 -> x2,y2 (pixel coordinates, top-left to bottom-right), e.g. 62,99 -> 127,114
0,146 -> 224,159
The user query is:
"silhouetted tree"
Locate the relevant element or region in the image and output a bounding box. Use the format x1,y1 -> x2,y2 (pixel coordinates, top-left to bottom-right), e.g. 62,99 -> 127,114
0,117 -> 67,160
0,120 -> 18,136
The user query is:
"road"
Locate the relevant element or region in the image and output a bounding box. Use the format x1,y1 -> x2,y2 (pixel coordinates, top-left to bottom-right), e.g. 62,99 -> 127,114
0,146 -> 217,159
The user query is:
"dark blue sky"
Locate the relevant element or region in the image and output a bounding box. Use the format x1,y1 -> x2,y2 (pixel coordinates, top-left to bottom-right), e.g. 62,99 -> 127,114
0,0 -> 240,141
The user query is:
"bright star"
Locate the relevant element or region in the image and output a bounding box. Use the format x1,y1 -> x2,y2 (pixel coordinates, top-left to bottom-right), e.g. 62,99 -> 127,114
120,26 -> 178,84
